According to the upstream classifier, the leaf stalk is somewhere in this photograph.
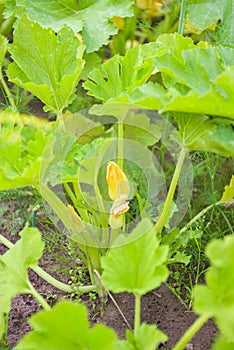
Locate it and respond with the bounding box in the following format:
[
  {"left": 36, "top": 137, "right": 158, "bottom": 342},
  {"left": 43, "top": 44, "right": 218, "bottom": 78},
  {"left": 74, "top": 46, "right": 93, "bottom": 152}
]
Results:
[
  {"left": 134, "top": 294, "right": 141, "bottom": 333},
  {"left": 154, "top": 147, "right": 187, "bottom": 233},
  {"left": 178, "top": 0, "right": 187, "bottom": 35},
  {"left": 0, "top": 232, "right": 97, "bottom": 294},
  {"left": 173, "top": 314, "right": 210, "bottom": 350}
]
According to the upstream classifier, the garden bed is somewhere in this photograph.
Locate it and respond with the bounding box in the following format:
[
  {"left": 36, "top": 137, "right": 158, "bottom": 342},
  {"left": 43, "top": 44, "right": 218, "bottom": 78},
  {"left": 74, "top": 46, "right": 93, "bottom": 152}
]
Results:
[
  {"left": 0, "top": 240, "right": 218, "bottom": 350},
  {"left": 0, "top": 199, "right": 218, "bottom": 349}
]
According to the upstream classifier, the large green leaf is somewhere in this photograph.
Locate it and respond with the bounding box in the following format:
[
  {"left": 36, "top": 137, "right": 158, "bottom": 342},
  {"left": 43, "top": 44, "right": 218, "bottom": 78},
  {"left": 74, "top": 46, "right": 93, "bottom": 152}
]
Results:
[
  {"left": 186, "top": 0, "right": 234, "bottom": 46},
  {"left": 155, "top": 34, "right": 234, "bottom": 94},
  {"left": 0, "top": 227, "right": 44, "bottom": 338},
  {"left": 15, "top": 301, "right": 117, "bottom": 350},
  {"left": 193, "top": 235, "right": 234, "bottom": 343},
  {"left": 0, "top": 121, "right": 54, "bottom": 190},
  {"left": 125, "top": 34, "right": 234, "bottom": 120},
  {"left": 121, "top": 112, "right": 161, "bottom": 146},
  {"left": 3, "top": 0, "right": 134, "bottom": 52},
  {"left": 7, "top": 15, "right": 84, "bottom": 113},
  {"left": 91, "top": 34, "right": 234, "bottom": 122},
  {"left": 171, "top": 113, "right": 234, "bottom": 157},
  {"left": 101, "top": 219, "right": 169, "bottom": 296},
  {"left": 83, "top": 44, "right": 155, "bottom": 103},
  {"left": 161, "top": 66, "right": 234, "bottom": 120}
]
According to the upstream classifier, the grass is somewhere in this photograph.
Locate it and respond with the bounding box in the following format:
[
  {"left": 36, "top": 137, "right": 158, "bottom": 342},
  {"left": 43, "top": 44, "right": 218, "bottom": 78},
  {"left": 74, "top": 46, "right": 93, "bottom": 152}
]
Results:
[{"left": 167, "top": 151, "right": 234, "bottom": 306}]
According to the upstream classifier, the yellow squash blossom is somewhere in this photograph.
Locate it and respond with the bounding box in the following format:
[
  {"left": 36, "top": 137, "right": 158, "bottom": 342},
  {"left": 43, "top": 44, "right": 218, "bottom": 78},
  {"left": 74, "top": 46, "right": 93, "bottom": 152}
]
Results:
[
  {"left": 136, "top": 0, "right": 163, "bottom": 17},
  {"left": 106, "top": 161, "right": 130, "bottom": 200},
  {"left": 106, "top": 161, "right": 130, "bottom": 229}
]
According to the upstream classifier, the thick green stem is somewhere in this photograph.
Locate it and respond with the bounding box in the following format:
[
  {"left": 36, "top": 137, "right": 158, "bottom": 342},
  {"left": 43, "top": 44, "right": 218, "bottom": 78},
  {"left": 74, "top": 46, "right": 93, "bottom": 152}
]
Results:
[
  {"left": 118, "top": 120, "right": 124, "bottom": 170},
  {"left": 94, "top": 183, "right": 108, "bottom": 227},
  {"left": 38, "top": 184, "right": 101, "bottom": 290},
  {"left": 72, "top": 182, "right": 90, "bottom": 222},
  {"left": 154, "top": 147, "right": 187, "bottom": 233},
  {"left": 173, "top": 314, "right": 210, "bottom": 350},
  {"left": 134, "top": 294, "right": 141, "bottom": 333},
  {"left": 0, "top": 232, "right": 97, "bottom": 294},
  {"left": 33, "top": 265, "right": 97, "bottom": 293},
  {"left": 57, "top": 110, "right": 64, "bottom": 126},
  {"left": 178, "top": 0, "right": 187, "bottom": 35},
  {"left": 64, "top": 182, "right": 87, "bottom": 220},
  {"left": 38, "top": 183, "right": 72, "bottom": 232}
]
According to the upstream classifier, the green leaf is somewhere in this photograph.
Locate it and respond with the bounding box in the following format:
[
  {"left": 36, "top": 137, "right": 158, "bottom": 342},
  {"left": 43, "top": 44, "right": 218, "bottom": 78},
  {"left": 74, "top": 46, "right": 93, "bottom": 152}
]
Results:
[
  {"left": 212, "top": 334, "right": 234, "bottom": 350},
  {"left": 7, "top": 15, "right": 84, "bottom": 112},
  {"left": 161, "top": 67, "right": 234, "bottom": 120},
  {"left": 154, "top": 33, "right": 234, "bottom": 94},
  {"left": 15, "top": 301, "right": 117, "bottom": 350},
  {"left": 3, "top": 0, "right": 134, "bottom": 52},
  {"left": 121, "top": 112, "right": 161, "bottom": 146},
  {"left": 83, "top": 44, "right": 155, "bottom": 103},
  {"left": 63, "top": 112, "right": 105, "bottom": 145},
  {"left": 193, "top": 235, "right": 234, "bottom": 342},
  {"left": 186, "top": 0, "right": 234, "bottom": 46},
  {"left": 0, "top": 34, "right": 8, "bottom": 64},
  {"left": 171, "top": 113, "right": 234, "bottom": 157},
  {"left": 219, "top": 175, "right": 234, "bottom": 204},
  {"left": 0, "top": 121, "right": 54, "bottom": 190},
  {"left": 126, "top": 34, "right": 234, "bottom": 120},
  {"left": 169, "top": 251, "right": 191, "bottom": 265},
  {"left": 117, "top": 323, "right": 167, "bottom": 350},
  {"left": 101, "top": 219, "right": 169, "bottom": 296},
  {"left": 45, "top": 136, "right": 107, "bottom": 186},
  {"left": 0, "top": 226, "right": 44, "bottom": 338}
]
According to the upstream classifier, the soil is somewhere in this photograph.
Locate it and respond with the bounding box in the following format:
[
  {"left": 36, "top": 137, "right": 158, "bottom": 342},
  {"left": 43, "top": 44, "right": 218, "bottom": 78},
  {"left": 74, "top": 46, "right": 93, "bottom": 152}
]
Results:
[{"left": 0, "top": 228, "right": 218, "bottom": 349}]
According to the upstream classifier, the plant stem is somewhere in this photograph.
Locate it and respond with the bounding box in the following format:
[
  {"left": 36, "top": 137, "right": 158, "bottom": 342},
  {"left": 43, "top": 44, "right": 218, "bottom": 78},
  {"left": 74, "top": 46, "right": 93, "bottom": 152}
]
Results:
[
  {"left": 0, "top": 232, "right": 97, "bottom": 294},
  {"left": 180, "top": 203, "right": 215, "bottom": 233},
  {"left": 33, "top": 265, "right": 97, "bottom": 293},
  {"left": 38, "top": 184, "right": 101, "bottom": 290},
  {"left": 28, "top": 283, "right": 51, "bottom": 310},
  {"left": 173, "top": 314, "right": 210, "bottom": 350},
  {"left": 16, "top": 189, "right": 26, "bottom": 223},
  {"left": 72, "top": 182, "right": 90, "bottom": 222},
  {"left": 154, "top": 147, "right": 187, "bottom": 234},
  {"left": 0, "top": 233, "right": 14, "bottom": 249},
  {"left": 94, "top": 183, "right": 108, "bottom": 227},
  {"left": 178, "top": 0, "right": 187, "bottom": 35},
  {"left": 216, "top": 205, "right": 234, "bottom": 234},
  {"left": 118, "top": 120, "right": 124, "bottom": 169},
  {"left": 38, "top": 183, "right": 72, "bottom": 232},
  {"left": 0, "top": 69, "right": 15, "bottom": 109},
  {"left": 57, "top": 110, "right": 64, "bottom": 126},
  {"left": 134, "top": 294, "right": 141, "bottom": 333}
]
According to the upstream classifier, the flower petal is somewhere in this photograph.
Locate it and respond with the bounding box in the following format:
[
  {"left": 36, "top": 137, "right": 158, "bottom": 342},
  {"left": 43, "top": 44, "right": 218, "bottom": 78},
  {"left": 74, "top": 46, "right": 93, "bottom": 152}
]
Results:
[{"left": 106, "top": 161, "right": 130, "bottom": 200}]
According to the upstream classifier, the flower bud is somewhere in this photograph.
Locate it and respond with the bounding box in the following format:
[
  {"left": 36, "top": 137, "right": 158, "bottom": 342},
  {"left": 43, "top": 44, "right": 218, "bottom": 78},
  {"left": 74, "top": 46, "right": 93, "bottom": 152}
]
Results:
[
  {"left": 106, "top": 161, "right": 130, "bottom": 201},
  {"left": 67, "top": 205, "right": 85, "bottom": 233}
]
